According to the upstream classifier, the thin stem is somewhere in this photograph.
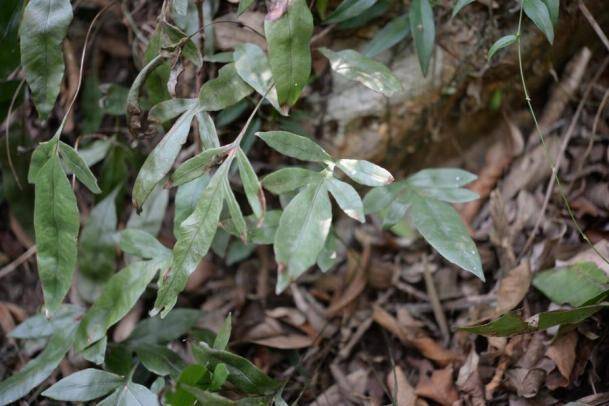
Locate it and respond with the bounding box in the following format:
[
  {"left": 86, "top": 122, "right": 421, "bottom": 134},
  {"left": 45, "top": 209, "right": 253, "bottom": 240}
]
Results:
[{"left": 515, "top": 1, "right": 609, "bottom": 264}]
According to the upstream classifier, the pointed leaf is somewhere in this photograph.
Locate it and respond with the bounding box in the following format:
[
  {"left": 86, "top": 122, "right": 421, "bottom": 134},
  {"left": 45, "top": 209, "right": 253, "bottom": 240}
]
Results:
[
  {"left": 0, "top": 325, "right": 77, "bottom": 405},
  {"left": 262, "top": 167, "right": 323, "bottom": 195},
  {"left": 362, "top": 182, "right": 408, "bottom": 214},
  {"left": 10, "top": 304, "right": 82, "bottom": 339},
  {"left": 126, "top": 308, "right": 200, "bottom": 346},
  {"left": 120, "top": 229, "right": 171, "bottom": 261},
  {"left": 362, "top": 14, "right": 410, "bottom": 57},
  {"left": 136, "top": 345, "right": 186, "bottom": 378},
  {"left": 236, "top": 148, "right": 264, "bottom": 219},
  {"left": 543, "top": 0, "right": 559, "bottom": 26},
  {"left": 487, "top": 34, "right": 517, "bottom": 60},
  {"left": 82, "top": 336, "right": 107, "bottom": 365},
  {"left": 407, "top": 168, "right": 477, "bottom": 188},
  {"left": 326, "top": 177, "right": 364, "bottom": 222},
  {"left": 133, "top": 106, "right": 198, "bottom": 208},
  {"left": 223, "top": 177, "right": 247, "bottom": 241},
  {"left": 319, "top": 48, "right": 401, "bottom": 97},
  {"left": 174, "top": 175, "right": 210, "bottom": 234},
  {"left": 452, "top": 0, "right": 475, "bottom": 17},
  {"left": 409, "top": 0, "right": 435, "bottom": 76},
  {"left": 99, "top": 382, "right": 159, "bottom": 406},
  {"left": 28, "top": 139, "right": 57, "bottom": 184},
  {"left": 171, "top": 146, "right": 230, "bottom": 186},
  {"left": 196, "top": 110, "right": 221, "bottom": 149},
  {"left": 42, "top": 369, "right": 123, "bottom": 401},
  {"left": 154, "top": 163, "right": 229, "bottom": 317},
  {"left": 234, "top": 43, "right": 283, "bottom": 114},
  {"left": 417, "top": 187, "right": 479, "bottom": 203},
  {"left": 274, "top": 182, "right": 332, "bottom": 292},
  {"left": 257, "top": 131, "right": 331, "bottom": 162},
  {"left": 74, "top": 260, "right": 161, "bottom": 351},
  {"left": 19, "top": 0, "right": 73, "bottom": 119},
  {"left": 325, "top": 0, "right": 376, "bottom": 24},
  {"left": 406, "top": 192, "right": 484, "bottom": 280},
  {"left": 34, "top": 153, "right": 80, "bottom": 313},
  {"left": 58, "top": 142, "right": 101, "bottom": 193},
  {"left": 149, "top": 98, "right": 198, "bottom": 123},
  {"left": 127, "top": 186, "right": 169, "bottom": 236},
  {"left": 213, "top": 314, "right": 232, "bottom": 350},
  {"left": 264, "top": 0, "right": 314, "bottom": 106},
  {"left": 336, "top": 159, "right": 394, "bottom": 186},
  {"left": 199, "top": 64, "right": 253, "bottom": 111},
  {"left": 523, "top": 0, "right": 554, "bottom": 44}
]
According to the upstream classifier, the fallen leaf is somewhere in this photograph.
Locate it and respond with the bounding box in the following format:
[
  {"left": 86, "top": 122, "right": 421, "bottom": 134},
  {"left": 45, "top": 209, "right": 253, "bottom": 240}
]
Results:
[
  {"left": 456, "top": 350, "right": 485, "bottom": 406},
  {"left": 506, "top": 367, "right": 546, "bottom": 398},
  {"left": 496, "top": 261, "right": 531, "bottom": 314},
  {"left": 386, "top": 366, "right": 417, "bottom": 406},
  {"left": 252, "top": 334, "right": 314, "bottom": 349},
  {"left": 415, "top": 365, "right": 459, "bottom": 406},
  {"left": 546, "top": 330, "right": 578, "bottom": 382}
]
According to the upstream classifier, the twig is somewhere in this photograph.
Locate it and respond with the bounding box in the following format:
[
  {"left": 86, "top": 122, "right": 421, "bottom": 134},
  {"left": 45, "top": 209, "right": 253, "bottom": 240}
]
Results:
[
  {"left": 422, "top": 257, "right": 450, "bottom": 345},
  {"left": 0, "top": 246, "right": 37, "bottom": 280},
  {"left": 3, "top": 79, "right": 25, "bottom": 190},
  {"left": 579, "top": 0, "right": 609, "bottom": 53}
]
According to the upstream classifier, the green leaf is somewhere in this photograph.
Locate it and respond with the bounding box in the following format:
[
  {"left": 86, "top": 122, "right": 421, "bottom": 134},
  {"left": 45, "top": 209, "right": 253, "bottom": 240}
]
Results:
[
  {"left": 213, "top": 314, "right": 232, "bottom": 350},
  {"left": 28, "top": 139, "right": 56, "bottom": 183},
  {"left": 78, "top": 139, "right": 112, "bottom": 167},
  {"left": 325, "top": 0, "right": 376, "bottom": 24},
  {"left": 127, "top": 186, "right": 169, "bottom": 237},
  {"left": 171, "top": 146, "right": 230, "bottom": 186},
  {"left": 210, "top": 364, "right": 230, "bottom": 391},
  {"left": 487, "top": 34, "right": 517, "bottom": 60},
  {"left": 199, "top": 64, "right": 253, "bottom": 111},
  {"left": 542, "top": 0, "right": 559, "bottom": 26},
  {"left": 223, "top": 177, "right": 248, "bottom": 242},
  {"left": 362, "top": 182, "right": 408, "bottom": 214},
  {"left": 74, "top": 260, "right": 162, "bottom": 351},
  {"left": 416, "top": 187, "right": 479, "bottom": 203},
  {"left": 181, "top": 385, "right": 235, "bottom": 406},
  {"left": 262, "top": 167, "right": 323, "bottom": 195},
  {"left": 533, "top": 262, "right": 609, "bottom": 307},
  {"left": 153, "top": 162, "right": 229, "bottom": 317},
  {"left": 99, "top": 382, "right": 159, "bottom": 406},
  {"left": 362, "top": 14, "right": 410, "bottom": 57},
  {"left": 193, "top": 342, "right": 281, "bottom": 394},
  {"left": 82, "top": 336, "right": 107, "bottom": 365},
  {"left": 238, "top": 0, "right": 256, "bottom": 14},
  {"left": 452, "top": 0, "right": 475, "bottom": 18},
  {"left": 257, "top": 131, "right": 332, "bottom": 162},
  {"left": 319, "top": 48, "right": 401, "bottom": 97},
  {"left": 10, "top": 304, "right": 82, "bottom": 339},
  {"left": 406, "top": 192, "right": 484, "bottom": 281},
  {"left": 224, "top": 210, "right": 282, "bottom": 245},
  {"left": 133, "top": 106, "right": 198, "bottom": 209},
  {"left": 34, "top": 153, "right": 80, "bottom": 314},
  {"left": 174, "top": 175, "right": 210, "bottom": 234},
  {"left": 264, "top": 0, "right": 314, "bottom": 106},
  {"left": 336, "top": 159, "right": 394, "bottom": 186},
  {"left": 523, "top": 0, "right": 554, "bottom": 44},
  {"left": 120, "top": 229, "right": 171, "bottom": 261},
  {"left": 79, "top": 189, "right": 118, "bottom": 281},
  {"left": 460, "top": 304, "right": 608, "bottom": 337},
  {"left": 326, "top": 177, "right": 364, "bottom": 222},
  {"left": 126, "top": 308, "right": 200, "bottom": 346},
  {"left": 42, "top": 369, "right": 123, "bottom": 401},
  {"left": 136, "top": 344, "right": 185, "bottom": 378},
  {"left": 196, "top": 110, "right": 221, "bottom": 149},
  {"left": 407, "top": 168, "right": 477, "bottom": 188},
  {"left": 317, "top": 230, "right": 346, "bottom": 272},
  {"left": 100, "top": 84, "right": 129, "bottom": 115},
  {"left": 149, "top": 98, "right": 198, "bottom": 123},
  {"left": 409, "top": 0, "right": 435, "bottom": 76},
  {"left": 274, "top": 182, "right": 332, "bottom": 292},
  {"left": 19, "top": 0, "right": 73, "bottom": 119},
  {"left": 236, "top": 148, "right": 264, "bottom": 219},
  {"left": 234, "top": 43, "right": 283, "bottom": 114},
  {"left": 0, "top": 325, "right": 77, "bottom": 405},
  {"left": 162, "top": 22, "right": 203, "bottom": 67}
]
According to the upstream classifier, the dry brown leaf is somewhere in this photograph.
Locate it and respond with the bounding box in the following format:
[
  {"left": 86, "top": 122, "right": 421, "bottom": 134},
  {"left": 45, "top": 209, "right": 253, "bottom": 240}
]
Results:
[
  {"left": 266, "top": 307, "right": 306, "bottom": 327},
  {"left": 546, "top": 331, "right": 578, "bottom": 382},
  {"left": 386, "top": 366, "right": 417, "bottom": 406},
  {"left": 506, "top": 368, "right": 546, "bottom": 398},
  {"left": 415, "top": 365, "right": 459, "bottom": 406},
  {"left": 456, "top": 350, "right": 485, "bottom": 406},
  {"left": 252, "top": 334, "right": 314, "bottom": 349},
  {"left": 557, "top": 240, "right": 609, "bottom": 275},
  {"left": 496, "top": 261, "right": 531, "bottom": 314},
  {"left": 311, "top": 369, "right": 369, "bottom": 406}
]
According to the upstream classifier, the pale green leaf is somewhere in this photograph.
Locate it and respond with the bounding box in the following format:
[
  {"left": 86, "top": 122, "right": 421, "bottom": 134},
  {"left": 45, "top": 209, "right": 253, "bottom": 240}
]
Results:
[
  {"left": 234, "top": 43, "right": 283, "bottom": 114},
  {"left": 542, "top": 0, "right": 559, "bottom": 25},
  {"left": 174, "top": 175, "right": 210, "bottom": 235},
  {"left": 407, "top": 168, "right": 477, "bottom": 188},
  {"left": 223, "top": 176, "right": 247, "bottom": 241},
  {"left": 274, "top": 182, "right": 332, "bottom": 292},
  {"left": 162, "top": 22, "right": 203, "bottom": 67},
  {"left": 406, "top": 192, "right": 484, "bottom": 280},
  {"left": 210, "top": 364, "right": 230, "bottom": 391},
  {"left": 58, "top": 141, "right": 101, "bottom": 194},
  {"left": 409, "top": 0, "right": 435, "bottom": 76},
  {"left": 487, "top": 34, "right": 517, "bottom": 60},
  {"left": 193, "top": 342, "right": 281, "bottom": 394},
  {"left": 9, "top": 304, "right": 82, "bottom": 339},
  {"left": 264, "top": 0, "right": 314, "bottom": 106},
  {"left": 317, "top": 231, "right": 346, "bottom": 272},
  {"left": 79, "top": 189, "right": 118, "bottom": 281},
  {"left": 213, "top": 314, "right": 232, "bottom": 350},
  {"left": 223, "top": 210, "right": 282, "bottom": 245},
  {"left": 74, "top": 260, "right": 162, "bottom": 351},
  {"left": 28, "top": 139, "right": 56, "bottom": 183},
  {"left": 452, "top": 0, "right": 475, "bottom": 18},
  {"left": 362, "top": 14, "right": 410, "bottom": 57},
  {"left": 181, "top": 385, "right": 234, "bottom": 405},
  {"left": 325, "top": 0, "right": 376, "bottom": 24},
  {"left": 257, "top": 131, "right": 332, "bottom": 162},
  {"left": 196, "top": 110, "right": 221, "bottom": 149},
  {"left": 34, "top": 153, "right": 80, "bottom": 314},
  {"left": 533, "top": 262, "right": 609, "bottom": 307},
  {"left": 523, "top": 0, "right": 554, "bottom": 44},
  {"left": 127, "top": 186, "right": 169, "bottom": 237},
  {"left": 133, "top": 106, "right": 198, "bottom": 209},
  {"left": 199, "top": 64, "right": 253, "bottom": 111},
  {"left": 82, "top": 336, "right": 107, "bottom": 365},
  {"left": 262, "top": 167, "right": 323, "bottom": 195},
  {"left": 153, "top": 162, "right": 229, "bottom": 317},
  {"left": 126, "top": 308, "right": 200, "bottom": 346},
  {"left": 119, "top": 229, "right": 171, "bottom": 261},
  {"left": 171, "top": 146, "right": 229, "bottom": 186},
  {"left": 0, "top": 325, "right": 77, "bottom": 405},
  {"left": 326, "top": 177, "right": 364, "bottom": 222},
  {"left": 42, "top": 369, "right": 123, "bottom": 401},
  {"left": 149, "top": 98, "right": 198, "bottom": 123},
  {"left": 78, "top": 139, "right": 112, "bottom": 167},
  {"left": 236, "top": 148, "right": 264, "bottom": 219},
  {"left": 336, "top": 159, "right": 394, "bottom": 186},
  {"left": 362, "top": 182, "right": 408, "bottom": 214},
  {"left": 136, "top": 345, "right": 185, "bottom": 378},
  {"left": 319, "top": 48, "right": 401, "bottom": 97},
  {"left": 19, "top": 0, "right": 73, "bottom": 119},
  {"left": 99, "top": 382, "right": 159, "bottom": 406},
  {"left": 417, "top": 187, "right": 479, "bottom": 203}
]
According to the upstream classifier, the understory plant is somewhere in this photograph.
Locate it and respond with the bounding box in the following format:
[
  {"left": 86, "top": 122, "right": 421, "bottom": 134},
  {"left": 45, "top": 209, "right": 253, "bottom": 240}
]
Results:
[{"left": 0, "top": 0, "right": 574, "bottom": 404}]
